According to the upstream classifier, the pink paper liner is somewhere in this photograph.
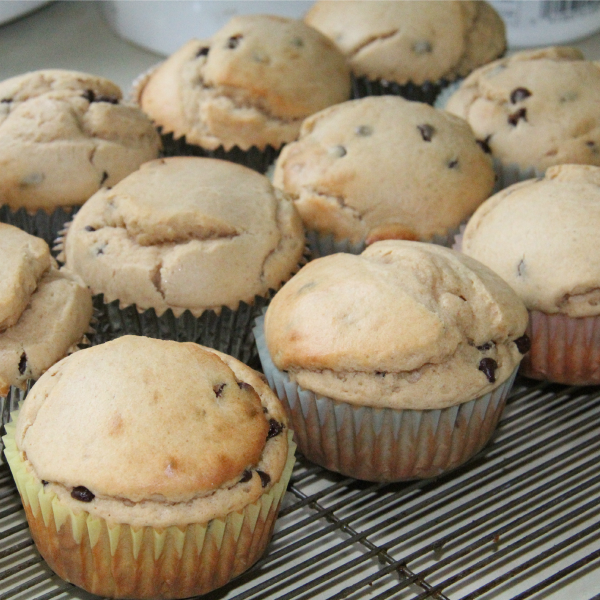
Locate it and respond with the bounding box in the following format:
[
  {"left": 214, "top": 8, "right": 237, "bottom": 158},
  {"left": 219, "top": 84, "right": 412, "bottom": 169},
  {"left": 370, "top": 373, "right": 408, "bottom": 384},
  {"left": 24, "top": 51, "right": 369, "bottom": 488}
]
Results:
[
  {"left": 254, "top": 316, "right": 517, "bottom": 481},
  {"left": 520, "top": 310, "right": 600, "bottom": 385}
]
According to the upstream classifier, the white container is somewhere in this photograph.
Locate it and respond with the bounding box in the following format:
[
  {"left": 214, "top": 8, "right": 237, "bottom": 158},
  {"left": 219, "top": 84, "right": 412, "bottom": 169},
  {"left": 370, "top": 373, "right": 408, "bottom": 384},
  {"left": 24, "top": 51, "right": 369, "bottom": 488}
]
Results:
[
  {"left": 101, "top": 1, "right": 314, "bottom": 56},
  {"left": 489, "top": 0, "right": 600, "bottom": 47}
]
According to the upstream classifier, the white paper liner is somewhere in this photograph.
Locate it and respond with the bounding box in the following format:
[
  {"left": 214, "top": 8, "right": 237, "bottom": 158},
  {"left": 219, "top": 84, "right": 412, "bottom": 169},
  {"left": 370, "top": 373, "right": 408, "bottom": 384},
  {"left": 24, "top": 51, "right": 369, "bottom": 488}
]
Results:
[
  {"left": 307, "top": 221, "right": 466, "bottom": 259},
  {"left": 254, "top": 316, "right": 517, "bottom": 481},
  {"left": 520, "top": 310, "right": 600, "bottom": 385},
  {"left": 3, "top": 419, "right": 296, "bottom": 599}
]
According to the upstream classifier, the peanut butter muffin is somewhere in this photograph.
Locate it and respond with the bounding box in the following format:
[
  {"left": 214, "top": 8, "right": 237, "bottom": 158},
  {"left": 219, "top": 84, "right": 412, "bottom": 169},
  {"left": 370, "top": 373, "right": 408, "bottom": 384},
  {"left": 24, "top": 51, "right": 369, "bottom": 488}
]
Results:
[
  {"left": 273, "top": 96, "right": 495, "bottom": 257},
  {"left": 0, "top": 69, "right": 161, "bottom": 243},
  {"left": 0, "top": 224, "right": 92, "bottom": 396},
  {"left": 444, "top": 47, "right": 600, "bottom": 188},
  {"left": 3, "top": 336, "right": 295, "bottom": 599},
  {"left": 461, "top": 164, "right": 600, "bottom": 385},
  {"left": 256, "top": 240, "right": 529, "bottom": 481},
  {"left": 135, "top": 14, "right": 351, "bottom": 172},
  {"left": 305, "top": 0, "right": 506, "bottom": 103},
  {"left": 62, "top": 157, "right": 304, "bottom": 362}
]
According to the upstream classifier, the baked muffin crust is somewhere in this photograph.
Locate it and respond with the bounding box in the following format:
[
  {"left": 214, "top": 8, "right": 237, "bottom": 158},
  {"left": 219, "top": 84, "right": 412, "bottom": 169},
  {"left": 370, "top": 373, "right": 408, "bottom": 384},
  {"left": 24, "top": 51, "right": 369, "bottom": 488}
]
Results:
[
  {"left": 462, "top": 164, "right": 600, "bottom": 317},
  {"left": 304, "top": 0, "right": 506, "bottom": 85},
  {"left": 138, "top": 15, "right": 351, "bottom": 151},
  {"left": 265, "top": 241, "right": 528, "bottom": 409},
  {"left": 64, "top": 157, "right": 305, "bottom": 315},
  {"left": 0, "top": 69, "right": 161, "bottom": 211},
  {"left": 15, "top": 336, "right": 289, "bottom": 528}
]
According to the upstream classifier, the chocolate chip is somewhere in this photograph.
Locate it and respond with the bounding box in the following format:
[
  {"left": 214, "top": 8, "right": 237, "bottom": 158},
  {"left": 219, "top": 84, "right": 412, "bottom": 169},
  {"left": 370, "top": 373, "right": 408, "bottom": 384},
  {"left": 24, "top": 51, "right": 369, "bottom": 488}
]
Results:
[
  {"left": 226, "top": 35, "right": 242, "bottom": 49},
  {"left": 267, "top": 419, "right": 284, "bottom": 439},
  {"left": 413, "top": 40, "right": 432, "bottom": 54},
  {"left": 510, "top": 88, "right": 532, "bottom": 104},
  {"left": 237, "top": 381, "right": 255, "bottom": 393},
  {"left": 478, "top": 357, "right": 498, "bottom": 383},
  {"left": 355, "top": 125, "right": 372, "bottom": 137},
  {"left": 1, "top": 98, "right": 11, "bottom": 103},
  {"left": 477, "top": 342, "right": 495, "bottom": 352},
  {"left": 329, "top": 145, "right": 347, "bottom": 157},
  {"left": 196, "top": 46, "right": 210, "bottom": 57},
  {"left": 514, "top": 334, "right": 531, "bottom": 354},
  {"left": 418, "top": 124, "right": 435, "bottom": 142},
  {"left": 214, "top": 383, "right": 226, "bottom": 398},
  {"left": 477, "top": 135, "right": 492, "bottom": 154},
  {"left": 18, "top": 352, "right": 27, "bottom": 375},
  {"left": 448, "top": 159, "right": 459, "bottom": 169},
  {"left": 71, "top": 486, "right": 95, "bottom": 502},
  {"left": 82, "top": 89, "right": 96, "bottom": 102},
  {"left": 375, "top": 371, "right": 386, "bottom": 377},
  {"left": 42, "top": 480, "right": 48, "bottom": 486},
  {"left": 508, "top": 108, "right": 527, "bottom": 126},
  {"left": 84, "top": 225, "right": 96, "bottom": 232},
  {"left": 257, "top": 470, "right": 271, "bottom": 488},
  {"left": 240, "top": 469, "right": 252, "bottom": 483},
  {"left": 587, "top": 141, "right": 596, "bottom": 148},
  {"left": 100, "top": 171, "right": 108, "bottom": 185}
]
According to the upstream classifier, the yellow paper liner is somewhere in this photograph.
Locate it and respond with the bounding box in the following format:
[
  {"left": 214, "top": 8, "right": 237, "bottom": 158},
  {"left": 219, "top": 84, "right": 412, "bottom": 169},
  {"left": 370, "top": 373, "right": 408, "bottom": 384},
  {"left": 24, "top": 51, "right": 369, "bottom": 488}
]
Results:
[{"left": 3, "top": 420, "right": 295, "bottom": 599}]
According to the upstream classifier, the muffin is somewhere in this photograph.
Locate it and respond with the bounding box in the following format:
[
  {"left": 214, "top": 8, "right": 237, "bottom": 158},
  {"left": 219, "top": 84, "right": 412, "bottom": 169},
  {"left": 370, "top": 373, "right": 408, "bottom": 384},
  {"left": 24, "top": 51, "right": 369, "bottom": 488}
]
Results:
[
  {"left": 444, "top": 47, "right": 600, "bottom": 188},
  {"left": 3, "top": 335, "right": 295, "bottom": 599},
  {"left": 0, "top": 69, "right": 161, "bottom": 244},
  {"left": 273, "top": 96, "right": 495, "bottom": 257},
  {"left": 256, "top": 240, "right": 529, "bottom": 481},
  {"left": 61, "top": 157, "right": 305, "bottom": 362},
  {"left": 461, "top": 164, "right": 600, "bottom": 385},
  {"left": 134, "top": 14, "right": 351, "bottom": 172},
  {"left": 0, "top": 224, "right": 93, "bottom": 456},
  {"left": 304, "top": 0, "right": 506, "bottom": 103},
  {"left": 0, "top": 224, "right": 93, "bottom": 395}
]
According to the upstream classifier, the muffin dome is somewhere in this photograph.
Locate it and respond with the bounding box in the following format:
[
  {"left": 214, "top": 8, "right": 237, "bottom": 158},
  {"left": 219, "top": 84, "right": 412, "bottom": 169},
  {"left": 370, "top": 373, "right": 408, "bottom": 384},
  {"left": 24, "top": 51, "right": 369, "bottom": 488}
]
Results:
[
  {"left": 304, "top": 0, "right": 506, "bottom": 86},
  {"left": 445, "top": 47, "right": 600, "bottom": 174},
  {"left": 265, "top": 240, "right": 529, "bottom": 409},
  {"left": 0, "top": 69, "right": 161, "bottom": 211},
  {"left": 63, "top": 157, "right": 305, "bottom": 316},
  {"left": 138, "top": 15, "right": 351, "bottom": 152},
  {"left": 273, "top": 96, "right": 495, "bottom": 245}
]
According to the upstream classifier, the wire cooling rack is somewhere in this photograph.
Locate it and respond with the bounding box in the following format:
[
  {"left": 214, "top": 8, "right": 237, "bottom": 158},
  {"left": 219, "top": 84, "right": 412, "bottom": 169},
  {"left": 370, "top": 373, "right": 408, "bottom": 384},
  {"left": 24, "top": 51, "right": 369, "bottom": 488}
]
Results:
[{"left": 1, "top": 377, "right": 600, "bottom": 600}]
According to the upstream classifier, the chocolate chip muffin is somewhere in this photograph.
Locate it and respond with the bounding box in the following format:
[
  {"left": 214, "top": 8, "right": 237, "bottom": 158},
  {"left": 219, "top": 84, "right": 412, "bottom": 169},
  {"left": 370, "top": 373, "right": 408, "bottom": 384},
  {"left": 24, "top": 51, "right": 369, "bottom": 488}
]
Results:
[
  {"left": 273, "top": 96, "right": 495, "bottom": 257},
  {"left": 0, "top": 224, "right": 93, "bottom": 396},
  {"left": 461, "top": 164, "right": 600, "bottom": 384},
  {"left": 256, "top": 240, "right": 529, "bottom": 481},
  {"left": 304, "top": 0, "right": 506, "bottom": 103},
  {"left": 134, "top": 14, "right": 351, "bottom": 172},
  {"left": 444, "top": 47, "right": 600, "bottom": 188},
  {"left": 61, "top": 157, "right": 305, "bottom": 362},
  {"left": 0, "top": 69, "right": 161, "bottom": 243},
  {"left": 3, "top": 335, "right": 295, "bottom": 599}
]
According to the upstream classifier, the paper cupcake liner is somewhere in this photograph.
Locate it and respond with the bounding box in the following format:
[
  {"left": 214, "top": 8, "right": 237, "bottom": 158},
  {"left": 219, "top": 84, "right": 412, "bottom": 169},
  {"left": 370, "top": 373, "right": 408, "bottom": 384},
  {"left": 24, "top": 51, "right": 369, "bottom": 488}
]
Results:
[
  {"left": 351, "top": 74, "right": 447, "bottom": 105},
  {"left": 0, "top": 384, "right": 30, "bottom": 460},
  {"left": 254, "top": 316, "right": 516, "bottom": 481},
  {"left": 3, "top": 421, "right": 296, "bottom": 600},
  {"left": 307, "top": 221, "right": 465, "bottom": 259},
  {"left": 0, "top": 204, "right": 78, "bottom": 250},
  {"left": 94, "top": 293, "right": 270, "bottom": 367},
  {"left": 520, "top": 310, "right": 600, "bottom": 385}
]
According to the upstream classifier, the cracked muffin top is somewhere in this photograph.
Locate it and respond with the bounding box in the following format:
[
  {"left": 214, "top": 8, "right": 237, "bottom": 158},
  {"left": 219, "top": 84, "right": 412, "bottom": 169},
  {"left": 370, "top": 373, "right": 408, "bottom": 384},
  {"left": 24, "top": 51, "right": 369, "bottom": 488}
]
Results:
[
  {"left": 0, "top": 224, "right": 92, "bottom": 395},
  {"left": 0, "top": 69, "right": 161, "bottom": 212},
  {"left": 14, "top": 336, "right": 290, "bottom": 527},
  {"left": 273, "top": 96, "right": 495, "bottom": 244},
  {"left": 136, "top": 14, "right": 351, "bottom": 152},
  {"left": 304, "top": 0, "right": 506, "bottom": 85},
  {"left": 63, "top": 157, "right": 305, "bottom": 316},
  {"left": 445, "top": 47, "right": 600, "bottom": 173},
  {"left": 462, "top": 164, "right": 600, "bottom": 317},
  {"left": 265, "top": 240, "right": 529, "bottom": 410}
]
